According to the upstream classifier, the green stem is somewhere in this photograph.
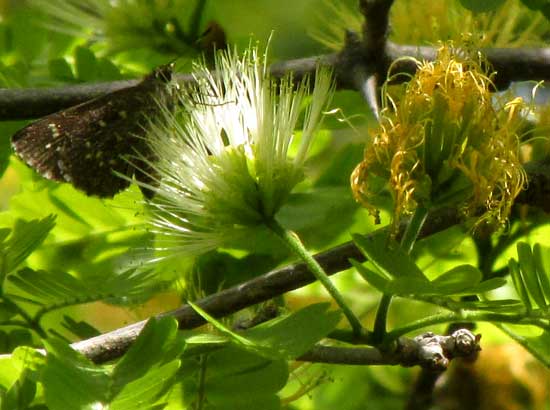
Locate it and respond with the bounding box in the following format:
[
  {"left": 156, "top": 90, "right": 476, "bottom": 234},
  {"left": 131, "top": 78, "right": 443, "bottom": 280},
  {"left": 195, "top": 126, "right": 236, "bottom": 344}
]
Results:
[
  {"left": 189, "top": 0, "right": 208, "bottom": 40},
  {"left": 196, "top": 354, "right": 208, "bottom": 410},
  {"left": 372, "top": 294, "right": 392, "bottom": 343},
  {"left": 266, "top": 218, "right": 363, "bottom": 337},
  {"left": 372, "top": 206, "right": 429, "bottom": 344},
  {"left": 2, "top": 297, "right": 46, "bottom": 338}
]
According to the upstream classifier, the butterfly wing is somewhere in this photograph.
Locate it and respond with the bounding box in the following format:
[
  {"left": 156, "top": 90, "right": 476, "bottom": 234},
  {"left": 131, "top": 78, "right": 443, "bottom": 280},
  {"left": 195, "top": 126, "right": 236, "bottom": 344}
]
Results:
[{"left": 11, "top": 65, "right": 172, "bottom": 197}]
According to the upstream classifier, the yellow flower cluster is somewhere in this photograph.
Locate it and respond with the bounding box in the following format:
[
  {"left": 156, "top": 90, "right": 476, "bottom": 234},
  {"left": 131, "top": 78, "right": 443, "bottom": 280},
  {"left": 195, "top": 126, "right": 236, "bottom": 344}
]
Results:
[{"left": 351, "top": 44, "right": 527, "bottom": 228}]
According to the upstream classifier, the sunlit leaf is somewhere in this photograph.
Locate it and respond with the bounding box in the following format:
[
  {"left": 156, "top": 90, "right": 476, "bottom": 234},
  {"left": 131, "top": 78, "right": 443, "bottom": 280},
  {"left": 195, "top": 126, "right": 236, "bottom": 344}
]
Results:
[
  {"left": 6, "top": 267, "right": 159, "bottom": 315},
  {"left": 182, "top": 333, "right": 230, "bottom": 356},
  {"left": 42, "top": 317, "right": 184, "bottom": 410},
  {"left": 42, "top": 338, "right": 111, "bottom": 410},
  {"left": 12, "top": 346, "right": 46, "bottom": 380},
  {"left": 3, "top": 178, "right": 152, "bottom": 277},
  {"left": 187, "top": 302, "right": 273, "bottom": 358},
  {"left": 508, "top": 259, "right": 532, "bottom": 310},
  {"left": 353, "top": 257, "right": 502, "bottom": 297},
  {"left": 533, "top": 244, "right": 550, "bottom": 304},
  {"left": 244, "top": 303, "right": 341, "bottom": 359},
  {"left": 454, "top": 299, "right": 523, "bottom": 312},
  {"left": 180, "top": 345, "right": 287, "bottom": 410},
  {"left": 0, "top": 216, "right": 56, "bottom": 278},
  {"left": 1, "top": 371, "right": 37, "bottom": 410},
  {"left": 517, "top": 242, "right": 547, "bottom": 309},
  {"left": 353, "top": 231, "right": 427, "bottom": 280},
  {"left": 431, "top": 265, "right": 481, "bottom": 289},
  {"left": 351, "top": 259, "right": 391, "bottom": 292}
]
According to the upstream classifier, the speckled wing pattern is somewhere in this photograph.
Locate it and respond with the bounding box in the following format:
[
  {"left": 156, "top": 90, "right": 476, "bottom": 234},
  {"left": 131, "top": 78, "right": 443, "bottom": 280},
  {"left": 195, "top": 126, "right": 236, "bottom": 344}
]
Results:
[{"left": 11, "top": 65, "right": 173, "bottom": 198}]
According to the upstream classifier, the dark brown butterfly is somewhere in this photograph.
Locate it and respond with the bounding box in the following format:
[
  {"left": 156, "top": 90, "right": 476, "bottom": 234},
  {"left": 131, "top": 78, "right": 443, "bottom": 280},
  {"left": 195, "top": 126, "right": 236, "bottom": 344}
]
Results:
[{"left": 11, "top": 64, "right": 174, "bottom": 198}]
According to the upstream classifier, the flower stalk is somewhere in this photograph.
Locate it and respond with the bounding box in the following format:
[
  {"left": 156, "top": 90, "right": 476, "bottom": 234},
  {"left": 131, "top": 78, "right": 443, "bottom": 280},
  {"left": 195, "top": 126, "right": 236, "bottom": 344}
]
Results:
[
  {"left": 265, "top": 217, "right": 363, "bottom": 337},
  {"left": 372, "top": 205, "right": 429, "bottom": 344}
]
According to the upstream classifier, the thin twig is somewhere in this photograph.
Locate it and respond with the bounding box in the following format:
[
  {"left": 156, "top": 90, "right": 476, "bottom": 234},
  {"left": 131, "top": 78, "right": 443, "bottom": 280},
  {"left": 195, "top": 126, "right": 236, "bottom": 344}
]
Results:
[
  {"left": 299, "top": 329, "right": 480, "bottom": 370},
  {"left": 2, "top": 44, "right": 550, "bottom": 120}
]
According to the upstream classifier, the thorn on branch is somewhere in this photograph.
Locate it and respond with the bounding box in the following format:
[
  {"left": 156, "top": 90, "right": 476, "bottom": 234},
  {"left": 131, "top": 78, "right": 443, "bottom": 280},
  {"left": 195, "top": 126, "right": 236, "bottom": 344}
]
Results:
[
  {"left": 335, "top": 1, "right": 395, "bottom": 117},
  {"left": 362, "top": 74, "right": 380, "bottom": 120}
]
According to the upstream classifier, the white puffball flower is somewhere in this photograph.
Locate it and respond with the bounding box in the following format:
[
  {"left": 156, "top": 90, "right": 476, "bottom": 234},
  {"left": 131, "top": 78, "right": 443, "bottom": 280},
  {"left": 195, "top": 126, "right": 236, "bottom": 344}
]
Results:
[{"left": 143, "top": 47, "right": 334, "bottom": 257}]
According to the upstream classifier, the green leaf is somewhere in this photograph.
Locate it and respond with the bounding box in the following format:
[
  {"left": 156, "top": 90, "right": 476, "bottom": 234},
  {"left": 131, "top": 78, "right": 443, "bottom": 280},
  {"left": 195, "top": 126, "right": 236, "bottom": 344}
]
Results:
[
  {"left": 314, "top": 144, "right": 364, "bottom": 187},
  {"left": 431, "top": 265, "right": 481, "bottom": 290},
  {"left": 187, "top": 302, "right": 272, "bottom": 357},
  {"left": 429, "top": 265, "right": 505, "bottom": 295},
  {"left": 6, "top": 267, "right": 158, "bottom": 315},
  {"left": 0, "top": 216, "right": 56, "bottom": 277},
  {"left": 48, "top": 58, "right": 74, "bottom": 81},
  {"left": 351, "top": 259, "right": 391, "bottom": 292},
  {"left": 533, "top": 244, "right": 550, "bottom": 302},
  {"left": 7, "top": 7, "right": 48, "bottom": 62},
  {"left": 42, "top": 318, "right": 184, "bottom": 410},
  {"left": 42, "top": 338, "right": 111, "bottom": 410},
  {"left": 352, "top": 259, "right": 434, "bottom": 296},
  {"left": 12, "top": 347, "right": 46, "bottom": 380},
  {"left": 352, "top": 233, "right": 500, "bottom": 297},
  {"left": 96, "top": 58, "right": 123, "bottom": 80},
  {"left": 0, "top": 302, "right": 19, "bottom": 322},
  {"left": 459, "top": 0, "right": 506, "bottom": 13},
  {"left": 508, "top": 259, "right": 532, "bottom": 310},
  {"left": 384, "top": 277, "right": 441, "bottom": 296},
  {"left": 0, "top": 331, "right": 33, "bottom": 355},
  {"left": 2, "top": 180, "right": 154, "bottom": 279},
  {"left": 182, "top": 333, "right": 230, "bottom": 356},
  {"left": 1, "top": 371, "right": 36, "bottom": 410},
  {"left": 193, "top": 251, "right": 280, "bottom": 294},
  {"left": 353, "top": 231, "right": 427, "bottom": 280},
  {"left": 244, "top": 303, "right": 341, "bottom": 359},
  {"left": 517, "top": 243, "right": 547, "bottom": 309},
  {"left": 181, "top": 346, "right": 287, "bottom": 410},
  {"left": 354, "top": 258, "right": 504, "bottom": 297},
  {"left": 277, "top": 186, "right": 363, "bottom": 250},
  {"left": 0, "top": 354, "right": 26, "bottom": 391},
  {"left": 112, "top": 361, "right": 180, "bottom": 410},
  {"left": 74, "top": 46, "right": 97, "bottom": 82},
  {"left": 455, "top": 299, "right": 523, "bottom": 312},
  {"left": 112, "top": 317, "right": 185, "bottom": 393},
  {"left": 463, "top": 277, "right": 507, "bottom": 294},
  {"left": 109, "top": 318, "right": 185, "bottom": 409}
]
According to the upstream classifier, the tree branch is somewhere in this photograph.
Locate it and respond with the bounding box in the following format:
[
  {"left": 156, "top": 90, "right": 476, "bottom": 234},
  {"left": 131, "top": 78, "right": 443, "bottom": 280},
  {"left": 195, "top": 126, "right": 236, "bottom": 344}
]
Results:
[
  {"left": 299, "top": 329, "right": 480, "bottom": 370},
  {"left": 2, "top": 44, "right": 550, "bottom": 120}
]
